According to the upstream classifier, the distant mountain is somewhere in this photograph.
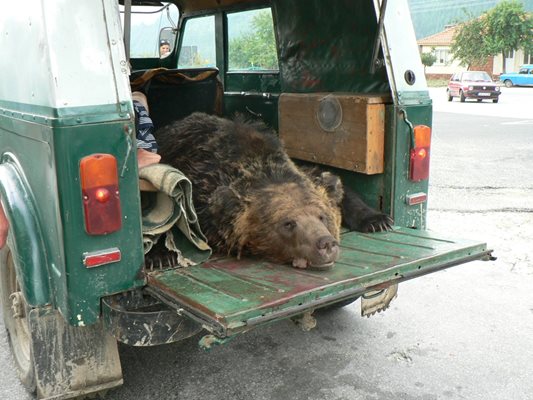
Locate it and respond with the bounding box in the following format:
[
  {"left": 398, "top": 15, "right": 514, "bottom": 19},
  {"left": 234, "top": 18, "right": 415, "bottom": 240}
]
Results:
[{"left": 408, "top": 0, "right": 533, "bottom": 39}]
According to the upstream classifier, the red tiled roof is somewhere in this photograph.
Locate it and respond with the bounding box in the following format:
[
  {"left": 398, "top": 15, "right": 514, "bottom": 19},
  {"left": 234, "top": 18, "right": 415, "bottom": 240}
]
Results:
[{"left": 417, "top": 25, "right": 458, "bottom": 46}]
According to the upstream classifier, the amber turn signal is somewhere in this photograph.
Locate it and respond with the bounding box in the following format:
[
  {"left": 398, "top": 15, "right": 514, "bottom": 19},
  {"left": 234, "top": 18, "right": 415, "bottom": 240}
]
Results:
[
  {"left": 409, "top": 125, "right": 431, "bottom": 181},
  {"left": 80, "top": 154, "right": 122, "bottom": 235}
]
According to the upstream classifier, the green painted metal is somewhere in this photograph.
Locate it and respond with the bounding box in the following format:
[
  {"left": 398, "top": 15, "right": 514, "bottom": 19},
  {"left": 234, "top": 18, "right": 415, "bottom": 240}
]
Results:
[
  {"left": 53, "top": 120, "right": 146, "bottom": 326},
  {"left": 0, "top": 101, "right": 131, "bottom": 128},
  {"left": 224, "top": 73, "right": 281, "bottom": 129},
  {"left": 225, "top": 72, "right": 280, "bottom": 93},
  {"left": 224, "top": 93, "right": 279, "bottom": 129},
  {"left": 147, "top": 227, "right": 490, "bottom": 338},
  {"left": 0, "top": 161, "right": 51, "bottom": 306},
  {"left": 389, "top": 103, "right": 433, "bottom": 228},
  {"left": 0, "top": 104, "right": 145, "bottom": 326}
]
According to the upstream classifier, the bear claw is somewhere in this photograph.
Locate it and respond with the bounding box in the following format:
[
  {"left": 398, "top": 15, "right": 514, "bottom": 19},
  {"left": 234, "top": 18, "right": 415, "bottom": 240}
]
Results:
[{"left": 361, "top": 214, "right": 394, "bottom": 233}]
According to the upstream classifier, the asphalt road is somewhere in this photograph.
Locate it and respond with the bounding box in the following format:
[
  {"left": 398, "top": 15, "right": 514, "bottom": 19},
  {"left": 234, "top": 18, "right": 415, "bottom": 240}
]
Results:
[{"left": 1, "top": 87, "right": 532, "bottom": 400}]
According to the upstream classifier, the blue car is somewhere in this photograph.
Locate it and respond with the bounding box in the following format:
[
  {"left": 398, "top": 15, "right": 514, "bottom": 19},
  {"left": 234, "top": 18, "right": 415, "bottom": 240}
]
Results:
[{"left": 499, "top": 64, "right": 533, "bottom": 87}]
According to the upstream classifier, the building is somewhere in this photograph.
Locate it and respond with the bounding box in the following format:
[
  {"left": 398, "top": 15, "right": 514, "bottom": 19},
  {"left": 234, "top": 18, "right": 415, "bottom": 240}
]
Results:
[
  {"left": 417, "top": 25, "right": 466, "bottom": 78},
  {"left": 417, "top": 24, "right": 532, "bottom": 78}
]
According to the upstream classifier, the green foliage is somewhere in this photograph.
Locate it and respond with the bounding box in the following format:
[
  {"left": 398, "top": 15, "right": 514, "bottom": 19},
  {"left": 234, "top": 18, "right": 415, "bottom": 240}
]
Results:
[
  {"left": 450, "top": 17, "right": 489, "bottom": 69},
  {"left": 451, "top": 1, "right": 533, "bottom": 68},
  {"left": 484, "top": 1, "right": 533, "bottom": 58},
  {"left": 228, "top": 10, "right": 278, "bottom": 70},
  {"left": 420, "top": 51, "right": 437, "bottom": 68}
]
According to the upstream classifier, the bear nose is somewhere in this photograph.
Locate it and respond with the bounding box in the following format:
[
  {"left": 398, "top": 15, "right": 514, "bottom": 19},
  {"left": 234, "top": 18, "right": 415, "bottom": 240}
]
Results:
[{"left": 316, "top": 235, "right": 338, "bottom": 252}]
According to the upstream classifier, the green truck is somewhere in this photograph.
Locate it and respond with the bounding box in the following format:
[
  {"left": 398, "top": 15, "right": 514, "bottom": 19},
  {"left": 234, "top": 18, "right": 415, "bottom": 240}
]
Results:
[{"left": 0, "top": 1, "right": 492, "bottom": 398}]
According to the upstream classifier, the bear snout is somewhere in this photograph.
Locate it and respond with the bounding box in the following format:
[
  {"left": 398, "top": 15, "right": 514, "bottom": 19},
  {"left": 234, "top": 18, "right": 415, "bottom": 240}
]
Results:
[
  {"left": 316, "top": 235, "right": 338, "bottom": 252},
  {"left": 309, "top": 235, "right": 339, "bottom": 270}
]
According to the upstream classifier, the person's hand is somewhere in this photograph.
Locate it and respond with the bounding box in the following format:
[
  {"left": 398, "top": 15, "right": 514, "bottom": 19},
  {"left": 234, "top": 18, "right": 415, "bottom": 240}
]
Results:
[
  {"left": 0, "top": 202, "right": 9, "bottom": 249},
  {"left": 137, "top": 148, "right": 161, "bottom": 169}
]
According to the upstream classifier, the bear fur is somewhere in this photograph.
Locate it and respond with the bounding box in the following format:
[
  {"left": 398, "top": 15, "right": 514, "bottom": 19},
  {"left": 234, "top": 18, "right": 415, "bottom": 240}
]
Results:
[{"left": 156, "top": 112, "right": 392, "bottom": 270}]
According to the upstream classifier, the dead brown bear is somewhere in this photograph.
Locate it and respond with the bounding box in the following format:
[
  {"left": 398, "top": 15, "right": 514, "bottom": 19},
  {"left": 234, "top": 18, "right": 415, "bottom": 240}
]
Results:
[{"left": 156, "top": 112, "right": 392, "bottom": 270}]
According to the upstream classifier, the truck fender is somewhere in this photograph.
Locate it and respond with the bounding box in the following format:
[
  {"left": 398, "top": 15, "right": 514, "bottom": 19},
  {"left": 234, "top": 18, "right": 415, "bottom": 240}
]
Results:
[{"left": 0, "top": 158, "right": 50, "bottom": 306}]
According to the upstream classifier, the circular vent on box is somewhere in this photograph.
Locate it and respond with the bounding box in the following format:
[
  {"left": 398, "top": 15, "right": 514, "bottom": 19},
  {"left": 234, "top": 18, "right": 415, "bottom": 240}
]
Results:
[{"left": 316, "top": 96, "right": 343, "bottom": 132}]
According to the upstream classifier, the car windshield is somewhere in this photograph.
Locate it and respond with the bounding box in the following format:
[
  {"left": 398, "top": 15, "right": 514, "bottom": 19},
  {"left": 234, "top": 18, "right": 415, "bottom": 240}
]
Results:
[{"left": 462, "top": 72, "right": 492, "bottom": 82}]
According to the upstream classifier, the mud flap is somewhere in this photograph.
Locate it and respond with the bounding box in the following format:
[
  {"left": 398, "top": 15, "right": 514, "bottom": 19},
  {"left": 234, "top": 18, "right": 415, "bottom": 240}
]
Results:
[
  {"left": 29, "top": 307, "right": 123, "bottom": 400},
  {"left": 361, "top": 284, "right": 399, "bottom": 317}
]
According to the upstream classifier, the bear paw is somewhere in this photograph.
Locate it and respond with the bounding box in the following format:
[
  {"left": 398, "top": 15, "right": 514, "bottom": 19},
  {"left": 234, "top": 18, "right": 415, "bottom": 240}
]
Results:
[{"left": 358, "top": 213, "right": 394, "bottom": 233}]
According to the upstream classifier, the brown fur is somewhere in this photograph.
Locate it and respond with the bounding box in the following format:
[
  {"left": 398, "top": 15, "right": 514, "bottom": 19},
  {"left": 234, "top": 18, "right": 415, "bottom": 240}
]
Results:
[{"left": 156, "top": 112, "right": 342, "bottom": 268}]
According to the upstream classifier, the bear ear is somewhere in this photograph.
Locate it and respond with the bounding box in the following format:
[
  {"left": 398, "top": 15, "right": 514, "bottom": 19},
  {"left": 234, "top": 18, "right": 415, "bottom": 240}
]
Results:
[
  {"left": 315, "top": 172, "right": 344, "bottom": 205},
  {"left": 209, "top": 186, "right": 246, "bottom": 224}
]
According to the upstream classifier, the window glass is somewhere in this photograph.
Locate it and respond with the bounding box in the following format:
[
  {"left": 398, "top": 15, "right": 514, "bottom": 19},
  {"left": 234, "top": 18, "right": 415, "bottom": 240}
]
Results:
[
  {"left": 462, "top": 71, "right": 491, "bottom": 82},
  {"left": 120, "top": 3, "right": 179, "bottom": 58},
  {"left": 178, "top": 15, "right": 216, "bottom": 68},
  {"left": 434, "top": 49, "right": 450, "bottom": 66},
  {"left": 227, "top": 8, "right": 279, "bottom": 71},
  {"left": 519, "top": 68, "right": 527, "bottom": 74}
]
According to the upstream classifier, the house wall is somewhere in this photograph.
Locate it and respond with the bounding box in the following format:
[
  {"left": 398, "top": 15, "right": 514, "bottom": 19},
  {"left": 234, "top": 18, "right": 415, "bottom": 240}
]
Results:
[
  {"left": 420, "top": 44, "right": 466, "bottom": 77},
  {"left": 419, "top": 38, "right": 532, "bottom": 79},
  {"left": 493, "top": 50, "right": 532, "bottom": 74}
]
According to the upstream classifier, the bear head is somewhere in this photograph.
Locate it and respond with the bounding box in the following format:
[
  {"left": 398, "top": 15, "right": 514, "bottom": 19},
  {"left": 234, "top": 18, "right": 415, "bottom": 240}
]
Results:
[{"left": 211, "top": 178, "right": 342, "bottom": 270}]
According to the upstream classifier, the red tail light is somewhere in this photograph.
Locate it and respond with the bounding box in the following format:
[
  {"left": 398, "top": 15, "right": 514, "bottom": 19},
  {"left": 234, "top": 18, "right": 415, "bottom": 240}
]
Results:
[
  {"left": 409, "top": 125, "right": 431, "bottom": 181},
  {"left": 80, "top": 154, "right": 122, "bottom": 235}
]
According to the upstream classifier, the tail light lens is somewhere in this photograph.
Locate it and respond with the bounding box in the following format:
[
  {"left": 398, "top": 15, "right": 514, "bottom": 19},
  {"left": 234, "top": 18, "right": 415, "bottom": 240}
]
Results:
[
  {"left": 409, "top": 125, "right": 431, "bottom": 181},
  {"left": 80, "top": 154, "right": 122, "bottom": 235}
]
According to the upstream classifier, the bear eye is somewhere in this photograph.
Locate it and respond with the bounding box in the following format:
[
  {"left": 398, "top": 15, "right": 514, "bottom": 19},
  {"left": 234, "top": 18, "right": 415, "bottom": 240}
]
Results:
[
  {"left": 283, "top": 220, "right": 297, "bottom": 231},
  {"left": 319, "top": 214, "right": 326, "bottom": 222}
]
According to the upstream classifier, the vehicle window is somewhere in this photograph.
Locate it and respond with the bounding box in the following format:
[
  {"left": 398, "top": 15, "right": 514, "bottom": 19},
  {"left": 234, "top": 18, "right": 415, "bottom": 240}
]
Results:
[
  {"left": 120, "top": 3, "right": 179, "bottom": 58},
  {"left": 519, "top": 68, "right": 527, "bottom": 74},
  {"left": 227, "top": 8, "right": 279, "bottom": 71},
  {"left": 178, "top": 15, "right": 216, "bottom": 68},
  {"left": 462, "top": 71, "right": 491, "bottom": 81}
]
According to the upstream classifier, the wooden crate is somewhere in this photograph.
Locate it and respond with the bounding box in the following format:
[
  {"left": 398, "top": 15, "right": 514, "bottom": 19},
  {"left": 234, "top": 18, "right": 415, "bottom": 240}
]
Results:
[{"left": 278, "top": 93, "right": 388, "bottom": 174}]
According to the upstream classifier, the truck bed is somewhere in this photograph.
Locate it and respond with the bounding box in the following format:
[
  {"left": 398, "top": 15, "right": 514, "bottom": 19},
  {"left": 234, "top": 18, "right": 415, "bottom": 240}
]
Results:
[{"left": 146, "top": 227, "right": 491, "bottom": 338}]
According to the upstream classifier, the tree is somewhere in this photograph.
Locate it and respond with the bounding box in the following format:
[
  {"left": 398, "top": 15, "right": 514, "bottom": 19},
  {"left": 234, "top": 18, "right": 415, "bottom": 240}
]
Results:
[
  {"left": 228, "top": 10, "right": 278, "bottom": 70},
  {"left": 450, "top": 17, "right": 490, "bottom": 69},
  {"left": 484, "top": 1, "right": 533, "bottom": 63},
  {"left": 451, "top": 1, "right": 533, "bottom": 70},
  {"left": 420, "top": 51, "right": 437, "bottom": 71}
]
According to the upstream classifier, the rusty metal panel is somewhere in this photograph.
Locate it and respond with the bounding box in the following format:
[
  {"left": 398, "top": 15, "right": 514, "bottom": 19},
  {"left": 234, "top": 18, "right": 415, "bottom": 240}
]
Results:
[
  {"left": 279, "top": 93, "right": 388, "bottom": 174},
  {"left": 147, "top": 227, "right": 490, "bottom": 337}
]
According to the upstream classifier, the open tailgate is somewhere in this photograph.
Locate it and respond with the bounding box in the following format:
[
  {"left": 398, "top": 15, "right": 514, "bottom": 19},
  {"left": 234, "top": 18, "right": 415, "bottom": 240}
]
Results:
[{"left": 146, "top": 227, "right": 491, "bottom": 338}]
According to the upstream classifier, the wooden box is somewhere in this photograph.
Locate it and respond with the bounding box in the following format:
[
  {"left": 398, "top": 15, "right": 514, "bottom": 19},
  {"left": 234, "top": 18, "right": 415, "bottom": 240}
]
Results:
[{"left": 278, "top": 93, "right": 388, "bottom": 174}]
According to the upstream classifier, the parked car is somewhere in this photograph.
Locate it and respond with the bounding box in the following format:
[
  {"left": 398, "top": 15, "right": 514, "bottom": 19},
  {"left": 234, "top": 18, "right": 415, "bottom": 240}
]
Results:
[
  {"left": 499, "top": 64, "right": 533, "bottom": 87},
  {"left": 447, "top": 71, "right": 501, "bottom": 103}
]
